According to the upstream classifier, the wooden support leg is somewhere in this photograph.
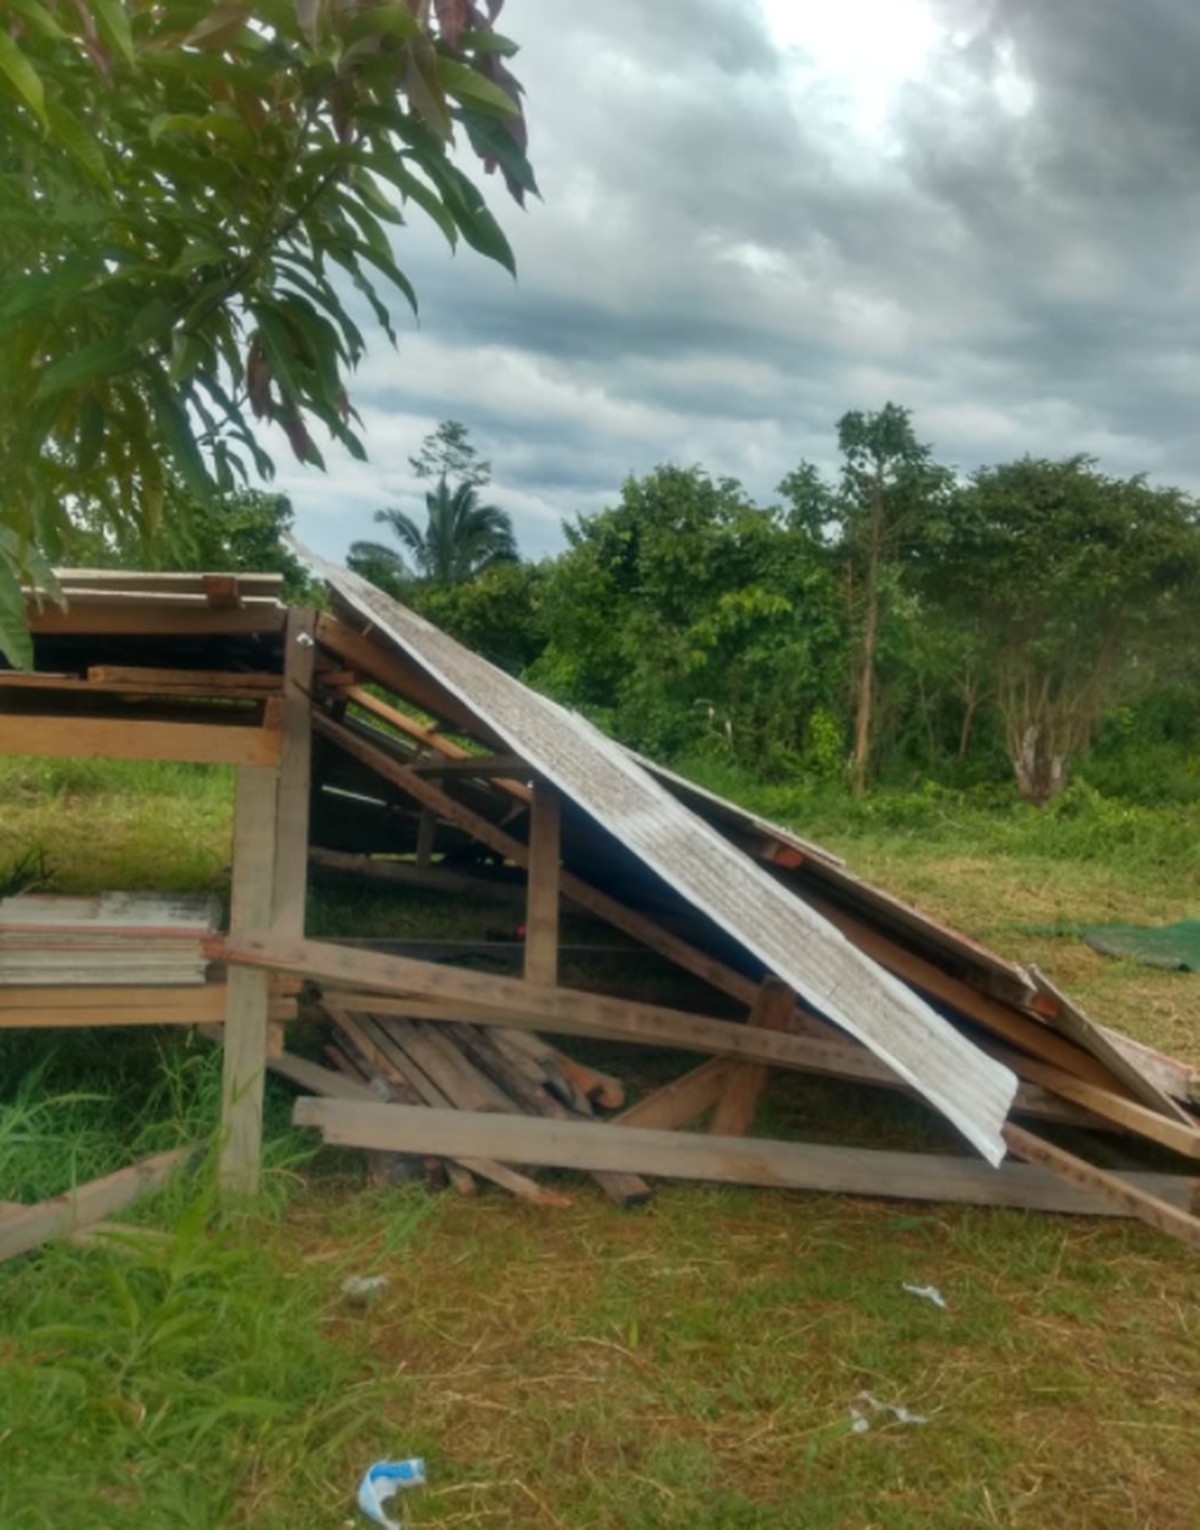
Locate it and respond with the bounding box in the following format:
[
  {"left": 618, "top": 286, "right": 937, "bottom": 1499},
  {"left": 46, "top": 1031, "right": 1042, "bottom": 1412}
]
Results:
[
  {"left": 220, "top": 766, "right": 279, "bottom": 1194},
  {"left": 415, "top": 808, "right": 438, "bottom": 868},
  {"left": 524, "top": 783, "right": 561, "bottom": 988},
  {"left": 711, "top": 978, "right": 796, "bottom": 1137},
  {"left": 266, "top": 609, "right": 315, "bottom": 1058}
]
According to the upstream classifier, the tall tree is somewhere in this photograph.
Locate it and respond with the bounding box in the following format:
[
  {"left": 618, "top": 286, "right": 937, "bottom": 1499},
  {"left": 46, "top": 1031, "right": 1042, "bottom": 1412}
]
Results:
[
  {"left": 408, "top": 419, "right": 492, "bottom": 489},
  {"left": 780, "top": 404, "right": 951, "bottom": 793},
  {"left": 932, "top": 456, "right": 1200, "bottom": 804},
  {"left": 533, "top": 465, "right": 845, "bottom": 762},
  {"left": 349, "top": 477, "right": 518, "bottom": 587},
  {"left": 0, "top": 1, "right": 535, "bottom": 664}
]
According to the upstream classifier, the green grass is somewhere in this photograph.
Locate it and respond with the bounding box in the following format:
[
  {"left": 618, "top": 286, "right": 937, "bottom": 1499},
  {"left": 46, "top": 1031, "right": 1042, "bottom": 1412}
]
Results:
[{"left": 3, "top": 756, "right": 1200, "bottom": 1526}]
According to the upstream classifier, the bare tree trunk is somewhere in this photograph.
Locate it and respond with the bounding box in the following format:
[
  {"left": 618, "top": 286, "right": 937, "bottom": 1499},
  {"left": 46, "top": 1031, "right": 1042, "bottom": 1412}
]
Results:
[
  {"left": 1011, "top": 723, "right": 1068, "bottom": 806},
  {"left": 849, "top": 483, "right": 883, "bottom": 797}
]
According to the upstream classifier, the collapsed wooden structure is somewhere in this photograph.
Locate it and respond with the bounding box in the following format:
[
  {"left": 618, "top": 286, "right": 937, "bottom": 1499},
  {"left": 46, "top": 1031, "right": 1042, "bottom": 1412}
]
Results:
[{"left": 5, "top": 562, "right": 1200, "bottom": 1249}]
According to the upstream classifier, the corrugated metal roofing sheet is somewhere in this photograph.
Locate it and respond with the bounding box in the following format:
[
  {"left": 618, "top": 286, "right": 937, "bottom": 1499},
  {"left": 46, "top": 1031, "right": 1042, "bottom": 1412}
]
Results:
[{"left": 310, "top": 554, "right": 1018, "bottom": 1166}]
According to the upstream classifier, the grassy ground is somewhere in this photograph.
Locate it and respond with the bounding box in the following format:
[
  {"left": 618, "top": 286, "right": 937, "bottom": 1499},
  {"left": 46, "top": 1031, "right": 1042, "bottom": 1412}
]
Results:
[{"left": 1, "top": 756, "right": 1199, "bottom": 1527}]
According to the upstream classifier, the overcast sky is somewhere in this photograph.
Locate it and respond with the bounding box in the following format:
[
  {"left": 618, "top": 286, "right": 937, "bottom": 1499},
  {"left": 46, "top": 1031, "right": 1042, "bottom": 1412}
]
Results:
[{"left": 277, "top": 0, "right": 1200, "bottom": 563}]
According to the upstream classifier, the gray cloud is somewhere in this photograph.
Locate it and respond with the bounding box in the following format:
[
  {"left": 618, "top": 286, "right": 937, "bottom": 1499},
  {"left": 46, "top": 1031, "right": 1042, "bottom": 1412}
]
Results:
[{"left": 282, "top": 0, "right": 1200, "bottom": 564}]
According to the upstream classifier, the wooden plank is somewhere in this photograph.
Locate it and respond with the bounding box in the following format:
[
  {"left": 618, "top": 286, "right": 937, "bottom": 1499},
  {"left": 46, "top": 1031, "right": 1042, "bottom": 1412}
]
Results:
[
  {"left": 802, "top": 892, "right": 1125, "bottom": 1090},
  {"left": 343, "top": 684, "right": 532, "bottom": 802},
  {"left": 315, "top": 615, "right": 496, "bottom": 740},
  {"left": 415, "top": 809, "right": 437, "bottom": 868},
  {"left": 1003, "top": 1124, "right": 1200, "bottom": 1250},
  {"left": 0, "top": 999, "right": 295, "bottom": 1029},
  {"left": 409, "top": 753, "right": 533, "bottom": 778},
  {"left": 293, "top": 1099, "right": 1200, "bottom": 1217},
  {"left": 219, "top": 767, "right": 279, "bottom": 1194},
  {"left": 546, "top": 1049, "right": 626, "bottom": 1111},
  {"left": 0, "top": 673, "right": 280, "bottom": 700},
  {"left": 1028, "top": 967, "right": 1194, "bottom": 1125},
  {"left": 1100, "top": 1029, "right": 1198, "bottom": 1106},
  {"left": 27, "top": 603, "right": 286, "bottom": 637},
  {"left": 271, "top": 608, "right": 316, "bottom": 940},
  {"left": 613, "top": 1059, "right": 732, "bottom": 1130},
  {"left": 336, "top": 1011, "right": 569, "bottom": 1207},
  {"left": 50, "top": 569, "right": 285, "bottom": 596},
  {"left": 711, "top": 978, "right": 796, "bottom": 1137},
  {"left": 0, "top": 1146, "right": 197, "bottom": 1264},
  {"left": 990, "top": 1050, "right": 1200, "bottom": 1159},
  {"left": 0, "top": 713, "right": 281, "bottom": 768},
  {"left": 222, "top": 934, "right": 937, "bottom": 1079},
  {"left": 267, "top": 1050, "right": 378, "bottom": 1102},
  {"left": 86, "top": 666, "right": 282, "bottom": 691},
  {"left": 310, "top": 847, "right": 527, "bottom": 904},
  {"left": 524, "top": 783, "right": 561, "bottom": 989}
]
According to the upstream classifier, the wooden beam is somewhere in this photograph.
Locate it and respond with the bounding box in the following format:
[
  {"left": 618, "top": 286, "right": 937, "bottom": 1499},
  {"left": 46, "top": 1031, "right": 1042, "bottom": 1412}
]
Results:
[
  {"left": 292, "top": 1099, "right": 1200, "bottom": 1217},
  {"left": 0, "top": 673, "right": 282, "bottom": 700},
  {"left": 1027, "top": 966, "right": 1194, "bottom": 1125},
  {"left": 0, "top": 1146, "right": 197, "bottom": 1264},
  {"left": 334, "top": 1011, "right": 570, "bottom": 1207},
  {"left": 1003, "top": 1124, "right": 1200, "bottom": 1251},
  {"left": 343, "top": 684, "right": 531, "bottom": 802},
  {"left": 711, "top": 979, "right": 796, "bottom": 1137},
  {"left": 524, "top": 783, "right": 561, "bottom": 989},
  {"left": 219, "top": 767, "right": 279, "bottom": 1194},
  {"left": 310, "top": 847, "right": 527, "bottom": 904},
  {"left": 0, "top": 713, "right": 281, "bottom": 767},
  {"left": 802, "top": 891, "right": 1124, "bottom": 1090},
  {"left": 86, "top": 666, "right": 283, "bottom": 691},
  {"left": 221, "top": 934, "right": 936, "bottom": 1083},
  {"left": 26, "top": 603, "right": 285, "bottom": 637},
  {"left": 989, "top": 1048, "right": 1200, "bottom": 1159},
  {"left": 315, "top": 615, "right": 496, "bottom": 740},
  {"left": 613, "top": 1059, "right": 732, "bottom": 1130},
  {"left": 271, "top": 609, "right": 316, "bottom": 941}
]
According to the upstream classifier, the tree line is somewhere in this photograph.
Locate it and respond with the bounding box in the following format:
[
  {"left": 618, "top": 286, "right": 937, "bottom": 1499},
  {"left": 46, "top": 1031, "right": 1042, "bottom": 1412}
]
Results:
[{"left": 347, "top": 412, "right": 1200, "bottom": 808}]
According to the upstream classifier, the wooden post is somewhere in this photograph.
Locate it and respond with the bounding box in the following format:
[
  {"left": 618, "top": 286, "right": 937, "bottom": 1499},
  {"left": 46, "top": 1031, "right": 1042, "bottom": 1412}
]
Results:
[
  {"left": 219, "top": 767, "right": 279, "bottom": 1193},
  {"left": 524, "top": 783, "right": 561, "bottom": 988},
  {"left": 266, "top": 609, "right": 316, "bottom": 1056},
  {"left": 415, "top": 809, "right": 438, "bottom": 868},
  {"left": 711, "top": 978, "right": 796, "bottom": 1137}
]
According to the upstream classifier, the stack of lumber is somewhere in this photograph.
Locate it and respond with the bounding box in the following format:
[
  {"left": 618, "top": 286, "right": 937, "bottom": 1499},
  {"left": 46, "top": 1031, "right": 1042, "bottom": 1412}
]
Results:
[
  {"left": 316, "top": 1002, "right": 650, "bottom": 1207},
  {"left": 0, "top": 893, "right": 220, "bottom": 985},
  {"left": 0, "top": 893, "right": 301, "bottom": 1031}
]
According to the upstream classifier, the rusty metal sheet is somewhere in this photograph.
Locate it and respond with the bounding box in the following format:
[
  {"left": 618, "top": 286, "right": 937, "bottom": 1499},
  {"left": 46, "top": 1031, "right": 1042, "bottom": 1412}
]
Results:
[{"left": 309, "top": 554, "right": 1018, "bottom": 1166}]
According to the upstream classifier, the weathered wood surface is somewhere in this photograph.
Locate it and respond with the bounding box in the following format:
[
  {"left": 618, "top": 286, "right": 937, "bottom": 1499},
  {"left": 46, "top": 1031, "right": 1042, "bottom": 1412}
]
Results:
[
  {"left": 0, "top": 1146, "right": 196, "bottom": 1264},
  {"left": 293, "top": 1100, "right": 1199, "bottom": 1218},
  {"left": 0, "top": 713, "right": 281, "bottom": 768},
  {"left": 1003, "top": 1123, "right": 1200, "bottom": 1251},
  {"left": 336, "top": 1011, "right": 570, "bottom": 1207},
  {"left": 219, "top": 768, "right": 278, "bottom": 1194},
  {"left": 222, "top": 934, "right": 955, "bottom": 1081},
  {"left": 711, "top": 979, "right": 795, "bottom": 1137},
  {"left": 613, "top": 1059, "right": 732, "bottom": 1131},
  {"left": 524, "top": 783, "right": 561, "bottom": 989}
]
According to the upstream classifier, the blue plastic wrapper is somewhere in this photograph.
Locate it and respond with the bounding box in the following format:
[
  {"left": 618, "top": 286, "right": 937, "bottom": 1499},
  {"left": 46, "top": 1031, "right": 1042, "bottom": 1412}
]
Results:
[{"left": 357, "top": 1458, "right": 427, "bottom": 1529}]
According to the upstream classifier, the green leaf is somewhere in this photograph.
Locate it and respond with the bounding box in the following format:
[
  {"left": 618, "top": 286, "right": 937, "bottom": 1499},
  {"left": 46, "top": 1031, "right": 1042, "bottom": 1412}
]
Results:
[
  {"left": 0, "top": 556, "right": 33, "bottom": 670},
  {"left": 45, "top": 99, "right": 112, "bottom": 189},
  {"left": 183, "top": 4, "right": 252, "bottom": 51},
  {"left": 340, "top": 4, "right": 417, "bottom": 45},
  {"left": 77, "top": 396, "right": 106, "bottom": 471},
  {"left": 436, "top": 164, "right": 516, "bottom": 275},
  {"left": 33, "top": 334, "right": 139, "bottom": 401},
  {"left": 436, "top": 56, "right": 517, "bottom": 117},
  {"left": 90, "top": 0, "right": 137, "bottom": 67},
  {"left": 4, "top": 0, "right": 67, "bottom": 42},
  {"left": 0, "top": 30, "right": 48, "bottom": 128}
]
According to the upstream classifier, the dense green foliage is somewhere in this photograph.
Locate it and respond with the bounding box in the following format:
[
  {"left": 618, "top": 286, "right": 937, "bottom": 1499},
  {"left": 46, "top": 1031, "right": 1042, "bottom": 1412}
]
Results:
[
  {"left": 401, "top": 417, "right": 1200, "bottom": 807},
  {"left": 0, "top": 0, "right": 535, "bottom": 664}
]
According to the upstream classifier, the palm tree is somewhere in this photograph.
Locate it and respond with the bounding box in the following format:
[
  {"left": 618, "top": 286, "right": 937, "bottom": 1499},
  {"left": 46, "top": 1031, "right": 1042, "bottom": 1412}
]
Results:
[{"left": 348, "top": 477, "right": 519, "bottom": 589}]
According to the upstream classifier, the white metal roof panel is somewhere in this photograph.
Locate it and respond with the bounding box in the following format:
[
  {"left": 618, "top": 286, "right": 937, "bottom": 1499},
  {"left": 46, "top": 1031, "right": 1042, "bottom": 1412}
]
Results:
[{"left": 311, "top": 555, "right": 1018, "bottom": 1165}]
